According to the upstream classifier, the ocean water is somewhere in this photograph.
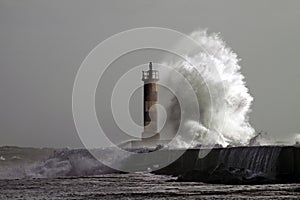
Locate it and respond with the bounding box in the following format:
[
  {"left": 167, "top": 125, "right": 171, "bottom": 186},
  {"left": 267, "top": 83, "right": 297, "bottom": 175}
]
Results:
[
  {"left": 0, "top": 146, "right": 299, "bottom": 199},
  {"left": 1, "top": 173, "right": 299, "bottom": 199}
]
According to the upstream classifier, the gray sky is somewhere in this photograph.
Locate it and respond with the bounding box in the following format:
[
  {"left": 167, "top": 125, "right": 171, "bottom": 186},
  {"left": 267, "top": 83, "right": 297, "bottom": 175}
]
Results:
[{"left": 0, "top": 0, "right": 300, "bottom": 147}]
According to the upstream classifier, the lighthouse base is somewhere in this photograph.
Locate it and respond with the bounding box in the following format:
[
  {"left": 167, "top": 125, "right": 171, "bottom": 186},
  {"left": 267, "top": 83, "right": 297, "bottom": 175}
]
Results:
[{"left": 118, "top": 133, "right": 171, "bottom": 148}]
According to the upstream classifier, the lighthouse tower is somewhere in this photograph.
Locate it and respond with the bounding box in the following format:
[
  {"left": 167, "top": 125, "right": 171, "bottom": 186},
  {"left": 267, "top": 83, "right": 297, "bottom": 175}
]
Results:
[
  {"left": 118, "top": 62, "right": 166, "bottom": 148},
  {"left": 142, "top": 62, "right": 160, "bottom": 141}
]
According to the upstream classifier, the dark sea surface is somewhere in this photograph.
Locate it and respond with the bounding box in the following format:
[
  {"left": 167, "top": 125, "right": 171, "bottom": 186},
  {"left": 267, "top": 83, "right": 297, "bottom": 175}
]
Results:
[
  {"left": 0, "top": 146, "right": 299, "bottom": 199},
  {"left": 0, "top": 173, "right": 299, "bottom": 200}
]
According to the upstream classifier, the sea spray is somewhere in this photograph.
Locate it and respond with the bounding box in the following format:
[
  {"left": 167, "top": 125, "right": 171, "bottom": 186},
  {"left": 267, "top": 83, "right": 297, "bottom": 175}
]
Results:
[
  {"left": 163, "top": 29, "right": 255, "bottom": 147},
  {"left": 218, "top": 146, "right": 281, "bottom": 176},
  {"left": 0, "top": 148, "right": 123, "bottom": 179}
]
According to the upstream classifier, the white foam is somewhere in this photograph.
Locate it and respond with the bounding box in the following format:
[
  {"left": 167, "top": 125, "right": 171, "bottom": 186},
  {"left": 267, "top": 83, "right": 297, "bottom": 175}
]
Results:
[{"left": 164, "top": 30, "right": 255, "bottom": 147}]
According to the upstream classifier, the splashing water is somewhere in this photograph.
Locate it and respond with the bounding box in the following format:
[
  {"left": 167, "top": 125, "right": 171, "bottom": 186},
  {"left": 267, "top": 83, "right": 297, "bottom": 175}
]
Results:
[
  {"left": 218, "top": 146, "right": 281, "bottom": 176},
  {"left": 294, "top": 134, "right": 300, "bottom": 145},
  {"left": 164, "top": 30, "right": 255, "bottom": 147},
  {"left": 0, "top": 148, "right": 122, "bottom": 179}
]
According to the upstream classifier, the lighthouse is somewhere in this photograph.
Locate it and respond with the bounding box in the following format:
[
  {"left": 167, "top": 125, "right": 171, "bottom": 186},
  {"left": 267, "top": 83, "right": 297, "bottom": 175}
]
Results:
[
  {"left": 119, "top": 62, "right": 170, "bottom": 148},
  {"left": 142, "top": 62, "right": 160, "bottom": 141}
]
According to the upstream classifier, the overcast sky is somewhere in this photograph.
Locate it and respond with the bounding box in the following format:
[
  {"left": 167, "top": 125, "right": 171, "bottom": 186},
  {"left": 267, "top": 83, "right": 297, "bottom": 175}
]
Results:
[{"left": 0, "top": 0, "right": 300, "bottom": 147}]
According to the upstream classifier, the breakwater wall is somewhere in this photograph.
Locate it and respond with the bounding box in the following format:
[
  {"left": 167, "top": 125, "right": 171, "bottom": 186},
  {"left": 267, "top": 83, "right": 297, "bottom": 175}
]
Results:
[{"left": 155, "top": 146, "right": 300, "bottom": 184}]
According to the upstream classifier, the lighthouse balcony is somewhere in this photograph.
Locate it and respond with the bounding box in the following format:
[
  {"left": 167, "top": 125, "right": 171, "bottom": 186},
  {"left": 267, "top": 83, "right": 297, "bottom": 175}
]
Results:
[{"left": 142, "top": 70, "right": 159, "bottom": 81}]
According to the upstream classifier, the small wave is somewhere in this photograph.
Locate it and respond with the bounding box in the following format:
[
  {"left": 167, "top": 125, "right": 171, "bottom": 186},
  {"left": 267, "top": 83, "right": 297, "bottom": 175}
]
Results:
[
  {"left": 11, "top": 156, "right": 21, "bottom": 160},
  {"left": 0, "top": 148, "right": 122, "bottom": 179}
]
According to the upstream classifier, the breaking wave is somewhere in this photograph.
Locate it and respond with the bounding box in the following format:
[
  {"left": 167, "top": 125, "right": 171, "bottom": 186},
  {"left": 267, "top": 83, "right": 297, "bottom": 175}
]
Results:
[
  {"left": 0, "top": 148, "right": 121, "bottom": 179},
  {"left": 164, "top": 29, "right": 255, "bottom": 147}
]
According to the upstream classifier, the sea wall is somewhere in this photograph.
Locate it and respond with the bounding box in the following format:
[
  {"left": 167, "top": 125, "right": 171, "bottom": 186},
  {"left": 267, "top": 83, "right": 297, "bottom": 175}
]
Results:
[{"left": 155, "top": 146, "right": 300, "bottom": 184}]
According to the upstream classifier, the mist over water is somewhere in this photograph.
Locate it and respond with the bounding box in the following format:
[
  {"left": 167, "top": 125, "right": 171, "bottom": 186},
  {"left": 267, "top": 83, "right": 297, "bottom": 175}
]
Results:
[
  {"left": 164, "top": 30, "right": 255, "bottom": 147},
  {"left": 0, "top": 148, "right": 120, "bottom": 179}
]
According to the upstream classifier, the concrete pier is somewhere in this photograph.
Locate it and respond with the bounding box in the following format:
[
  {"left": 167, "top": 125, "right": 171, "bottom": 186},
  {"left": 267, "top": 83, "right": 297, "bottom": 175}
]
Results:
[{"left": 152, "top": 146, "right": 300, "bottom": 184}]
